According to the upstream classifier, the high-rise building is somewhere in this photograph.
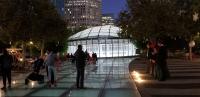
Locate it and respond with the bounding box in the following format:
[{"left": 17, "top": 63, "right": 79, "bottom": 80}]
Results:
[
  {"left": 102, "top": 13, "right": 115, "bottom": 25},
  {"left": 51, "top": 0, "right": 65, "bottom": 17},
  {"left": 64, "top": 0, "right": 102, "bottom": 29}
]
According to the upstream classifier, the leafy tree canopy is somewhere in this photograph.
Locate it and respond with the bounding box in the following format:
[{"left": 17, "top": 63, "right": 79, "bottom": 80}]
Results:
[
  {"left": 118, "top": 0, "right": 200, "bottom": 48},
  {"left": 0, "top": 0, "right": 69, "bottom": 47}
]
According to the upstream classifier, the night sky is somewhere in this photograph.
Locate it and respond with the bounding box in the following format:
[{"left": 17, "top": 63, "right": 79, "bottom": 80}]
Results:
[{"left": 102, "top": 0, "right": 127, "bottom": 19}]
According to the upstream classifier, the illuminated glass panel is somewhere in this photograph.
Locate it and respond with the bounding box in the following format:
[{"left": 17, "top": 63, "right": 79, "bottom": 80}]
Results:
[{"left": 67, "top": 25, "right": 137, "bottom": 58}]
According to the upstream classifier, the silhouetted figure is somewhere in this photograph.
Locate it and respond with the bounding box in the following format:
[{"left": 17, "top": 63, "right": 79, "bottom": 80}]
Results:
[
  {"left": 146, "top": 41, "right": 156, "bottom": 75},
  {"left": 25, "top": 71, "right": 44, "bottom": 85},
  {"left": 25, "top": 56, "right": 44, "bottom": 85},
  {"left": 92, "top": 52, "right": 98, "bottom": 64},
  {"left": 33, "top": 56, "right": 44, "bottom": 74},
  {"left": 66, "top": 53, "right": 70, "bottom": 61},
  {"left": 155, "top": 40, "right": 170, "bottom": 81},
  {"left": 94, "top": 53, "right": 97, "bottom": 61},
  {"left": 0, "top": 49, "right": 13, "bottom": 90},
  {"left": 85, "top": 50, "right": 90, "bottom": 61},
  {"left": 74, "top": 45, "right": 86, "bottom": 89},
  {"left": 44, "top": 51, "right": 50, "bottom": 79},
  {"left": 70, "top": 53, "right": 75, "bottom": 64}
]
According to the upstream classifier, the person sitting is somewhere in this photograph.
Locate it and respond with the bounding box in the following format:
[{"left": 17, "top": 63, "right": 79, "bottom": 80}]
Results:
[
  {"left": 33, "top": 56, "right": 44, "bottom": 74},
  {"left": 25, "top": 71, "right": 44, "bottom": 85},
  {"left": 25, "top": 56, "right": 44, "bottom": 85}
]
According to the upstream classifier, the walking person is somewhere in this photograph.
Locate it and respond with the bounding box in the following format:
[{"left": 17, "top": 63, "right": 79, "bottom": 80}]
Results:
[
  {"left": 0, "top": 49, "right": 13, "bottom": 90},
  {"left": 45, "top": 50, "right": 57, "bottom": 87},
  {"left": 74, "top": 45, "right": 86, "bottom": 89}
]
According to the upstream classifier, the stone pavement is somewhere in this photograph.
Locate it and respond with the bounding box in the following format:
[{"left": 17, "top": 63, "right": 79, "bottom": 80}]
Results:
[
  {"left": 129, "top": 57, "right": 200, "bottom": 97},
  {"left": 0, "top": 58, "right": 141, "bottom": 97}
]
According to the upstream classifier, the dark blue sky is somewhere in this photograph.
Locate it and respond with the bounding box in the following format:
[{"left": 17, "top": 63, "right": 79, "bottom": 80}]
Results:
[{"left": 102, "top": 0, "right": 127, "bottom": 18}]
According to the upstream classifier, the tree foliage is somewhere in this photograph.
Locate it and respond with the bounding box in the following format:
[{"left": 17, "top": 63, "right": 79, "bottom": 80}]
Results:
[
  {"left": 0, "top": 0, "right": 68, "bottom": 50},
  {"left": 117, "top": 0, "right": 200, "bottom": 48}
]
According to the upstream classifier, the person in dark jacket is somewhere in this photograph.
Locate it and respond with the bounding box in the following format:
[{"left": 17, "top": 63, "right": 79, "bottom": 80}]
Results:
[
  {"left": 0, "top": 49, "right": 13, "bottom": 90},
  {"left": 74, "top": 45, "right": 86, "bottom": 89},
  {"left": 33, "top": 56, "right": 44, "bottom": 74},
  {"left": 156, "top": 40, "right": 170, "bottom": 81}
]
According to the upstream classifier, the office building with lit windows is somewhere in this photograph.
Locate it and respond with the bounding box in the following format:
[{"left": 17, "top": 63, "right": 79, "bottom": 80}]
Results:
[
  {"left": 64, "top": 0, "right": 102, "bottom": 29},
  {"left": 67, "top": 25, "right": 137, "bottom": 58},
  {"left": 102, "top": 13, "right": 115, "bottom": 25}
]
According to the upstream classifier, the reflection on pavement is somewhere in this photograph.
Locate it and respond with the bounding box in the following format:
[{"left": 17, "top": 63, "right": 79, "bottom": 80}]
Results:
[{"left": 0, "top": 57, "right": 141, "bottom": 97}]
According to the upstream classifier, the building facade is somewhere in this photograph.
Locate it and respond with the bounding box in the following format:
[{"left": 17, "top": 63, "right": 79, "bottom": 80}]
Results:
[
  {"left": 64, "top": 0, "right": 102, "bottom": 29},
  {"left": 102, "top": 13, "right": 115, "bottom": 25},
  {"left": 51, "top": 0, "right": 65, "bottom": 17}
]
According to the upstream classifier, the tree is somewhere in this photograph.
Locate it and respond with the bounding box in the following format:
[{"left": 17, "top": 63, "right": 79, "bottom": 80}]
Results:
[
  {"left": 118, "top": 0, "right": 200, "bottom": 50},
  {"left": 0, "top": 0, "right": 69, "bottom": 57}
]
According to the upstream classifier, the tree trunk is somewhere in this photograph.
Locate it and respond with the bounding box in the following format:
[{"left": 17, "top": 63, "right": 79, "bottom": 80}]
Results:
[
  {"left": 40, "top": 40, "right": 45, "bottom": 57},
  {"left": 22, "top": 41, "right": 26, "bottom": 64},
  {"left": 189, "top": 47, "right": 192, "bottom": 60}
]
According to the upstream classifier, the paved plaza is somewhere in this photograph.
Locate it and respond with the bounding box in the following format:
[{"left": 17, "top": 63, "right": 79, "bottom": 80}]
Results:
[
  {"left": 0, "top": 58, "right": 141, "bottom": 97},
  {"left": 130, "top": 58, "right": 200, "bottom": 97}
]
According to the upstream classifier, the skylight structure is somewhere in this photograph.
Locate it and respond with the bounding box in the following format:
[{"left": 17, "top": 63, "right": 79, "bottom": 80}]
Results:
[{"left": 68, "top": 25, "right": 137, "bottom": 57}]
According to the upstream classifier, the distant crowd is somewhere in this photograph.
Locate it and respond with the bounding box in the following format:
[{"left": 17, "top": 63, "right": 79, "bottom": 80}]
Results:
[{"left": 65, "top": 51, "right": 97, "bottom": 65}]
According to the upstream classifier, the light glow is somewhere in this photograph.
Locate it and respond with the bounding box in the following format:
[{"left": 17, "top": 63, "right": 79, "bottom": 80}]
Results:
[
  {"left": 30, "top": 41, "right": 33, "bottom": 45},
  {"left": 19, "top": 58, "right": 23, "bottom": 62},
  {"left": 67, "top": 25, "right": 137, "bottom": 58},
  {"left": 31, "top": 81, "right": 35, "bottom": 87},
  {"left": 12, "top": 80, "right": 16, "bottom": 85},
  {"left": 0, "top": 90, "right": 4, "bottom": 97},
  {"left": 132, "top": 71, "right": 144, "bottom": 83}
]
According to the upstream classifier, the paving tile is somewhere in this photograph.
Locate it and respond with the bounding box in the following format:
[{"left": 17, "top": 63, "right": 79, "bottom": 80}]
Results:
[{"left": 29, "top": 89, "right": 66, "bottom": 96}]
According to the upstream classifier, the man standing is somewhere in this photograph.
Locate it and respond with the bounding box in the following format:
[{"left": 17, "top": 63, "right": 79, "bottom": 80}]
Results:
[
  {"left": 156, "top": 40, "right": 170, "bottom": 81},
  {"left": 74, "top": 45, "right": 86, "bottom": 89},
  {"left": 0, "top": 49, "right": 13, "bottom": 90},
  {"left": 45, "top": 50, "right": 57, "bottom": 87}
]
